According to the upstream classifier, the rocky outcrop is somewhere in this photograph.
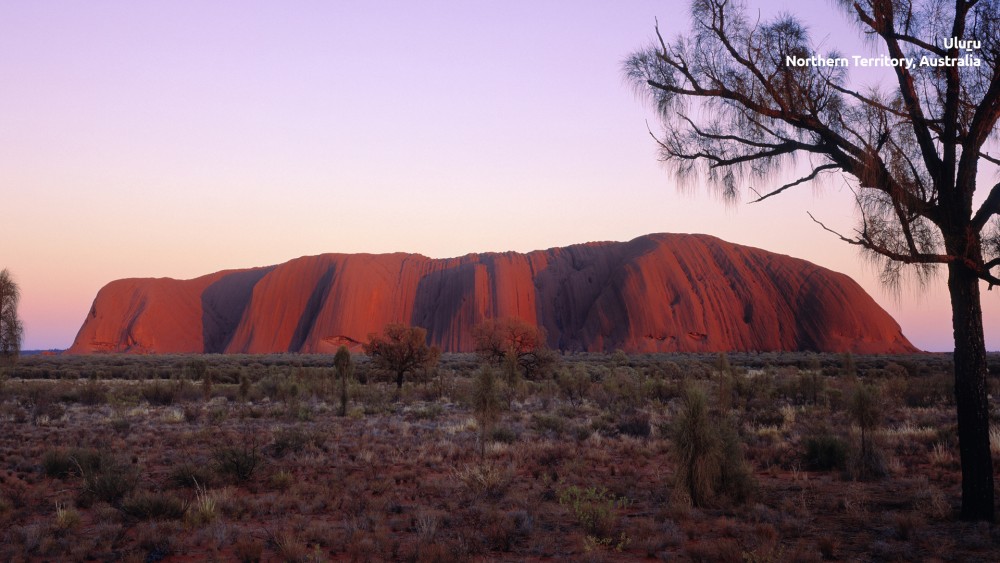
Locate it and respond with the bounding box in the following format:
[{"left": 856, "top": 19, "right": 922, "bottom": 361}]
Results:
[{"left": 68, "top": 233, "right": 916, "bottom": 354}]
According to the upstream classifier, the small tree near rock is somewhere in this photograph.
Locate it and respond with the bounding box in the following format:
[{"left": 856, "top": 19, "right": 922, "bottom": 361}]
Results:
[
  {"left": 363, "top": 324, "right": 440, "bottom": 389},
  {"left": 472, "top": 318, "right": 557, "bottom": 380}
]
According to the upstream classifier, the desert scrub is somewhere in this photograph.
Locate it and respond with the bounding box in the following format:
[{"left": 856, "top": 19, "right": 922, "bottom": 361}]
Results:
[
  {"left": 334, "top": 345, "right": 353, "bottom": 416},
  {"left": 617, "top": 411, "right": 652, "bottom": 438},
  {"left": 558, "top": 484, "right": 630, "bottom": 539},
  {"left": 531, "top": 412, "right": 568, "bottom": 436},
  {"left": 847, "top": 382, "right": 887, "bottom": 480},
  {"left": 269, "top": 469, "right": 294, "bottom": 491},
  {"left": 672, "top": 386, "right": 755, "bottom": 507},
  {"left": 122, "top": 491, "right": 188, "bottom": 521},
  {"left": 472, "top": 365, "right": 505, "bottom": 455},
  {"left": 77, "top": 453, "right": 140, "bottom": 507},
  {"left": 53, "top": 501, "right": 82, "bottom": 531},
  {"left": 42, "top": 448, "right": 82, "bottom": 479},
  {"left": 557, "top": 365, "right": 590, "bottom": 407},
  {"left": 186, "top": 482, "right": 217, "bottom": 526},
  {"left": 269, "top": 427, "right": 321, "bottom": 459},
  {"left": 803, "top": 433, "right": 849, "bottom": 471},
  {"left": 167, "top": 463, "right": 215, "bottom": 489},
  {"left": 454, "top": 461, "right": 512, "bottom": 501},
  {"left": 213, "top": 430, "right": 261, "bottom": 483}
]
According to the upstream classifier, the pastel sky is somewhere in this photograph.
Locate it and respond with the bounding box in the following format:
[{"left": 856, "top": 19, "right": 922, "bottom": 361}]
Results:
[{"left": 2, "top": 1, "right": 997, "bottom": 352}]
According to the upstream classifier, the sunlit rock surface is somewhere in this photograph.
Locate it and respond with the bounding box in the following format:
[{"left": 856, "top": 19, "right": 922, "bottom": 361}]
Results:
[{"left": 68, "top": 233, "right": 916, "bottom": 354}]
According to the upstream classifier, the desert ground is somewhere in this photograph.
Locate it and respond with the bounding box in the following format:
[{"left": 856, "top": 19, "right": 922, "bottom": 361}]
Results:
[{"left": 2, "top": 352, "right": 1000, "bottom": 562}]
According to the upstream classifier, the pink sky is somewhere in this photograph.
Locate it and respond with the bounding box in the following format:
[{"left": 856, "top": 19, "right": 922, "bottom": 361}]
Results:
[{"left": 2, "top": 1, "right": 997, "bottom": 352}]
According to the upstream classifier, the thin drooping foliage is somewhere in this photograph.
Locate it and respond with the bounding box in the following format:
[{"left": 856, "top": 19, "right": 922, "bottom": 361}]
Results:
[
  {"left": 0, "top": 268, "right": 24, "bottom": 364},
  {"left": 626, "top": 0, "right": 1000, "bottom": 521}
]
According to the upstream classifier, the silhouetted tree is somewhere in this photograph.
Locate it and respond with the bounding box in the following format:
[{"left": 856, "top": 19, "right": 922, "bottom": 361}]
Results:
[
  {"left": 472, "top": 317, "right": 557, "bottom": 379},
  {"left": 0, "top": 269, "right": 24, "bottom": 365},
  {"left": 626, "top": 0, "right": 999, "bottom": 520},
  {"left": 363, "top": 324, "right": 440, "bottom": 389}
]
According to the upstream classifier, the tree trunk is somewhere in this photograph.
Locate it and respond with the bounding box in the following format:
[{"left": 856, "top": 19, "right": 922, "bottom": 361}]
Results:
[
  {"left": 396, "top": 370, "right": 404, "bottom": 389},
  {"left": 948, "top": 260, "right": 995, "bottom": 521}
]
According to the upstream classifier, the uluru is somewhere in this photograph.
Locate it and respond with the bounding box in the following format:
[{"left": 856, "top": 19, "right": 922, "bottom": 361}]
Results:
[{"left": 68, "top": 233, "right": 916, "bottom": 355}]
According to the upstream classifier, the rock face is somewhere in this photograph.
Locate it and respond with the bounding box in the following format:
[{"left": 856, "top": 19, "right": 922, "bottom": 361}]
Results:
[{"left": 68, "top": 233, "right": 917, "bottom": 354}]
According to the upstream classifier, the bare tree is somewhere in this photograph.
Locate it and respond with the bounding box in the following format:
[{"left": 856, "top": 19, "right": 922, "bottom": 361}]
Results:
[
  {"left": 625, "top": 0, "right": 999, "bottom": 520},
  {"left": 0, "top": 268, "right": 24, "bottom": 364},
  {"left": 363, "top": 324, "right": 440, "bottom": 389}
]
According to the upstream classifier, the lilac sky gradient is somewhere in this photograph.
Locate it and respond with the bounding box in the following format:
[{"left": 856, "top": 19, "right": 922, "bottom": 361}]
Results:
[{"left": 2, "top": 1, "right": 997, "bottom": 352}]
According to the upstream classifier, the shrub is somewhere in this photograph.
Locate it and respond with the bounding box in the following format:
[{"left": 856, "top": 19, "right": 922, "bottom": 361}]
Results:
[
  {"left": 78, "top": 381, "right": 108, "bottom": 405},
  {"left": 122, "top": 491, "right": 188, "bottom": 521},
  {"left": 841, "top": 352, "right": 857, "bottom": 378},
  {"left": 902, "top": 374, "right": 952, "bottom": 407},
  {"left": 617, "top": 411, "right": 652, "bottom": 438},
  {"left": 601, "top": 368, "right": 643, "bottom": 412},
  {"left": 78, "top": 455, "right": 140, "bottom": 507},
  {"left": 141, "top": 381, "right": 177, "bottom": 406},
  {"left": 848, "top": 382, "right": 887, "bottom": 480},
  {"left": 557, "top": 484, "right": 628, "bottom": 538},
  {"left": 472, "top": 365, "right": 504, "bottom": 454},
  {"left": 213, "top": 432, "right": 261, "bottom": 483},
  {"left": 716, "top": 421, "right": 756, "bottom": 505},
  {"left": 672, "top": 386, "right": 754, "bottom": 507},
  {"left": 187, "top": 482, "right": 217, "bottom": 526},
  {"left": 454, "top": 462, "right": 512, "bottom": 501},
  {"left": 42, "top": 449, "right": 76, "bottom": 479},
  {"left": 672, "top": 387, "right": 719, "bottom": 506},
  {"left": 641, "top": 376, "right": 678, "bottom": 403},
  {"left": 803, "top": 434, "right": 849, "bottom": 471},
  {"left": 269, "top": 428, "right": 318, "bottom": 459},
  {"left": 54, "top": 501, "right": 82, "bottom": 531},
  {"left": 531, "top": 412, "right": 567, "bottom": 436},
  {"left": 557, "top": 365, "right": 590, "bottom": 407},
  {"left": 334, "top": 346, "right": 353, "bottom": 416},
  {"left": 233, "top": 534, "right": 264, "bottom": 563},
  {"left": 489, "top": 426, "right": 519, "bottom": 444},
  {"left": 797, "top": 370, "right": 826, "bottom": 405},
  {"left": 167, "top": 463, "right": 215, "bottom": 489},
  {"left": 270, "top": 470, "right": 294, "bottom": 491}
]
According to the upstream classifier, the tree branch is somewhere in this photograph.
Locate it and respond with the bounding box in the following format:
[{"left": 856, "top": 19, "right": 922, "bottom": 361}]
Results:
[
  {"left": 972, "top": 181, "right": 1000, "bottom": 231},
  {"left": 808, "top": 211, "right": 952, "bottom": 264},
  {"left": 981, "top": 152, "right": 1000, "bottom": 167},
  {"left": 826, "top": 80, "right": 944, "bottom": 134},
  {"left": 854, "top": 2, "right": 944, "bottom": 180},
  {"left": 751, "top": 164, "right": 838, "bottom": 203}
]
